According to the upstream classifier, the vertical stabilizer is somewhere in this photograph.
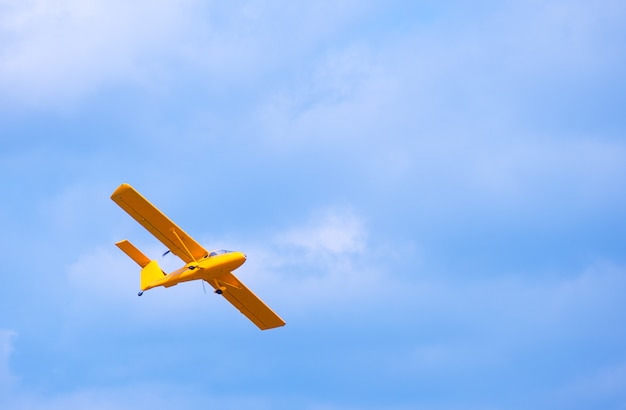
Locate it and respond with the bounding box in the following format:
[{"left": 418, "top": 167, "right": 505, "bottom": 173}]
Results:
[{"left": 140, "top": 260, "right": 165, "bottom": 291}]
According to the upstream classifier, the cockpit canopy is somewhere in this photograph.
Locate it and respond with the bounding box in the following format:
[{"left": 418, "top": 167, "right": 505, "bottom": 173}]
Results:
[{"left": 209, "top": 250, "right": 234, "bottom": 257}]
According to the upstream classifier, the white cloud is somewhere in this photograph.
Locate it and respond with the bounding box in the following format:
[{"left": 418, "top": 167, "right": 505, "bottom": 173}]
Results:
[
  {"left": 251, "top": 0, "right": 626, "bottom": 205},
  {"left": 232, "top": 206, "right": 391, "bottom": 315},
  {"left": 0, "top": 0, "right": 195, "bottom": 107},
  {"left": 2, "top": 2, "right": 625, "bottom": 408},
  {"left": 0, "top": 0, "right": 373, "bottom": 108},
  {"left": 277, "top": 206, "right": 366, "bottom": 256},
  {"left": 255, "top": 44, "right": 399, "bottom": 153}
]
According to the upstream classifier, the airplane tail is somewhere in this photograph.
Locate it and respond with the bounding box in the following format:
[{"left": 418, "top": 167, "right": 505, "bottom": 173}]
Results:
[
  {"left": 115, "top": 239, "right": 164, "bottom": 291},
  {"left": 140, "top": 260, "right": 165, "bottom": 291}
]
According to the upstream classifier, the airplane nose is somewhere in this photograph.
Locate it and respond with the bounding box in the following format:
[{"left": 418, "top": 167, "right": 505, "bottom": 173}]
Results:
[{"left": 231, "top": 252, "right": 246, "bottom": 269}]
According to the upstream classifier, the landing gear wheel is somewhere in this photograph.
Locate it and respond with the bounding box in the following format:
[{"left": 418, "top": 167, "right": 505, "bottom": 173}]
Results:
[{"left": 138, "top": 290, "right": 144, "bottom": 296}]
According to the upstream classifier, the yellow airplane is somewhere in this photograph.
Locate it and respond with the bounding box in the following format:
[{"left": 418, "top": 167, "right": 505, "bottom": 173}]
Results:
[{"left": 111, "top": 183, "right": 285, "bottom": 330}]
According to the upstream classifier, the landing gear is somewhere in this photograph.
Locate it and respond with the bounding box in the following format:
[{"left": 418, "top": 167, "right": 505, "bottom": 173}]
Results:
[
  {"left": 214, "top": 286, "right": 226, "bottom": 295},
  {"left": 138, "top": 290, "right": 144, "bottom": 296}
]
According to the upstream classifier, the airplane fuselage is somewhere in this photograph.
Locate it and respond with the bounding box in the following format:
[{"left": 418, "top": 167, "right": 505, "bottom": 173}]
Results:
[{"left": 144, "top": 251, "right": 246, "bottom": 291}]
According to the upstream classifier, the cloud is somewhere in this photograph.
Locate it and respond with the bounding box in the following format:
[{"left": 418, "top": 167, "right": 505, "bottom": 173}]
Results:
[
  {"left": 0, "top": 0, "right": 373, "bottom": 109},
  {"left": 247, "top": 1, "right": 626, "bottom": 222},
  {"left": 276, "top": 206, "right": 366, "bottom": 256},
  {"left": 0, "top": 0, "right": 196, "bottom": 107},
  {"left": 4, "top": 3, "right": 625, "bottom": 407},
  {"left": 226, "top": 206, "right": 392, "bottom": 316}
]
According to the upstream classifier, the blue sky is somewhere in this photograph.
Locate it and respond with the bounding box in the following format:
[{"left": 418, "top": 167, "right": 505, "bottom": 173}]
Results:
[{"left": 1, "top": 1, "right": 626, "bottom": 408}]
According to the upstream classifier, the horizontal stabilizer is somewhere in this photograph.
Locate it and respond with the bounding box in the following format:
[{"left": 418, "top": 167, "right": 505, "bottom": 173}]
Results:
[{"left": 116, "top": 240, "right": 151, "bottom": 268}]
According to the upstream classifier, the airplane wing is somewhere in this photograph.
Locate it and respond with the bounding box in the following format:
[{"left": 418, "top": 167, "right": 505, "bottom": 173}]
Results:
[
  {"left": 111, "top": 183, "right": 207, "bottom": 264},
  {"left": 212, "top": 272, "right": 286, "bottom": 330}
]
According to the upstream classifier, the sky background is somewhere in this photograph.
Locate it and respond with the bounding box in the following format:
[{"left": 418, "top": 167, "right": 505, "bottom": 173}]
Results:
[{"left": 1, "top": 1, "right": 626, "bottom": 408}]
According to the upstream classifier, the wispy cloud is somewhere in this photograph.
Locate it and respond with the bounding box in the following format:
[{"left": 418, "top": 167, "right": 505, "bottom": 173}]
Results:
[
  {"left": 3, "top": 1, "right": 626, "bottom": 408},
  {"left": 0, "top": 0, "right": 196, "bottom": 107},
  {"left": 0, "top": 0, "right": 372, "bottom": 109}
]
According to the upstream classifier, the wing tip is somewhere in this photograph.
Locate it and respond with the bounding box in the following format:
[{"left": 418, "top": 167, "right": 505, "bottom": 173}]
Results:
[
  {"left": 111, "top": 183, "right": 134, "bottom": 200},
  {"left": 259, "top": 321, "right": 287, "bottom": 331}
]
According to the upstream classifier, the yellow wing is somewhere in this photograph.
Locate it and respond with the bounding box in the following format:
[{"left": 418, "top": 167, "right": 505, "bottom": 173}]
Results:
[
  {"left": 212, "top": 272, "right": 286, "bottom": 330},
  {"left": 111, "top": 183, "right": 207, "bottom": 263}
]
